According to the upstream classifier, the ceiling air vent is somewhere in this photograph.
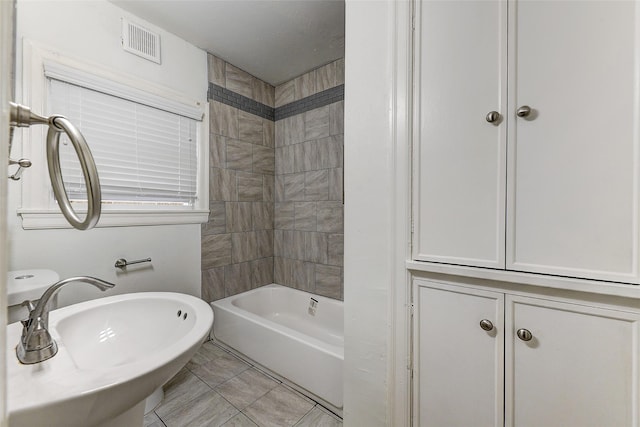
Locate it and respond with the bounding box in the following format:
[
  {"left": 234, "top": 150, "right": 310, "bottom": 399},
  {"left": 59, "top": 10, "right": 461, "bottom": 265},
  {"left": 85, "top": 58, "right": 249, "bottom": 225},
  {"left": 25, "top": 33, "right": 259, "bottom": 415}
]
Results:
[{"left": 122, "top": 19, "right": 161, "bottom": 64}]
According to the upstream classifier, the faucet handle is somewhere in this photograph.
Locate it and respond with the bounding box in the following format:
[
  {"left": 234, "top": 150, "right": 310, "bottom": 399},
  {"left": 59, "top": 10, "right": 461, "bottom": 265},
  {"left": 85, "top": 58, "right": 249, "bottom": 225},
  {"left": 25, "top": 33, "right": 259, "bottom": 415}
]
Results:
[
  {"left": 20, "top": 301, "right": 36, "bottom": 332},
  {"left": 21, "top": 299, "right": 36, "bottom": 312}
]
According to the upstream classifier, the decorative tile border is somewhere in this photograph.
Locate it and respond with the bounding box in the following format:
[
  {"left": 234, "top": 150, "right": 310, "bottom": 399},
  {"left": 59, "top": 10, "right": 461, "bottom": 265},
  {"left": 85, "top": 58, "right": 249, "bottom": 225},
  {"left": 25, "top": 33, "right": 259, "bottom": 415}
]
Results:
[
  {"left": 274, "top": 85, "right": 344, "bottom": 121},
  {"left": 209, "top": 83, "right": 344, "bottom": 122},
  {"left": 209, "top": 83, "right": 274, "bottom": 121}
]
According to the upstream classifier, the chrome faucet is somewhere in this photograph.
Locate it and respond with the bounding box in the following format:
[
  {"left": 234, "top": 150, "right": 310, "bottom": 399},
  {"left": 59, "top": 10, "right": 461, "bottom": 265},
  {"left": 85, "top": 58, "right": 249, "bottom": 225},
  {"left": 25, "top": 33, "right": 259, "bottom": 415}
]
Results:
[{"left": 16, "top": 276, "right": 115, "bottom": 364}]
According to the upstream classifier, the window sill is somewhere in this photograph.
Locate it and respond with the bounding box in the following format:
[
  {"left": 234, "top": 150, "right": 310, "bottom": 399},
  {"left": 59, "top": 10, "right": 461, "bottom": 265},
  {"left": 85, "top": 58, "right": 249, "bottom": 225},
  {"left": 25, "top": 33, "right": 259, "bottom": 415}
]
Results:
[{"left": 17, "top": 209, "right": 210, "bottom": 229}]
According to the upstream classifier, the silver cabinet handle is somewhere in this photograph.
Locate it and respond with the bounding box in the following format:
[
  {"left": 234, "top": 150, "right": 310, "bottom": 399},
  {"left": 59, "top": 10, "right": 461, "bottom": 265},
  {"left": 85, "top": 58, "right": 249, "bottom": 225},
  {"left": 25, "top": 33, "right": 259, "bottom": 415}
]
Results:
[
  {"left": 485, "top": 111, "right": 501, "bottom": 124},
  {"left": 517, "top": 328, "right": 533, "bottom": 341},
  {"left": 479, "top": 319, "right": 494, "bottom": 331},
  {"left": 516, "top": 105, "right": 532, "bottom": 118}
]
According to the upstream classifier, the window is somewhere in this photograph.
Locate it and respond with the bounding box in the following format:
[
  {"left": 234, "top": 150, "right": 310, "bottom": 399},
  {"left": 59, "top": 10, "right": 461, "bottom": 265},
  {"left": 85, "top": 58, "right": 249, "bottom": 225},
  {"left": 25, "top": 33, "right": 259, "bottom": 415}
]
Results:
[
  {"left": 49, "top": 78, "right": 198, "bottom": 207},
  {"left": 18, "top": 44, "right": 209, "bottom": 229}
]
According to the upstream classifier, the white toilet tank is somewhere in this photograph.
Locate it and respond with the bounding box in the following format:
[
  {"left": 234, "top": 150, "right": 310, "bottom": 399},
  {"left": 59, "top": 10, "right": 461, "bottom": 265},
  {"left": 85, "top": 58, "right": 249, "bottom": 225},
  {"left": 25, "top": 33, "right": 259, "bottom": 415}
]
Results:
[{"left": 7, "top": 269, "right": 60, "bottom": 324}]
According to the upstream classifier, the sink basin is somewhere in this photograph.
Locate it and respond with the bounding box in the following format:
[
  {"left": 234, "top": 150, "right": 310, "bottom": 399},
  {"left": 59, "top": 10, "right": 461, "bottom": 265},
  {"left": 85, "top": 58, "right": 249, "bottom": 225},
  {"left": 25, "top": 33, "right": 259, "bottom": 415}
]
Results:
[{"left": 6, "top": 292, "right": 213, "bottom": 427}]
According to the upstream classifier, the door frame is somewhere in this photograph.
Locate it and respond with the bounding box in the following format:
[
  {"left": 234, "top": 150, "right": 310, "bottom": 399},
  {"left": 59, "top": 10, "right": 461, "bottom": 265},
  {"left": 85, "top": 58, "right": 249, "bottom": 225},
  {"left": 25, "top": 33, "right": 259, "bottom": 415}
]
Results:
[
  {"left": 0, "top": 0, "right": 15, "bottom": 425},
  {"left": 391, "top": 0, "right": 413, "bottom": 425}
]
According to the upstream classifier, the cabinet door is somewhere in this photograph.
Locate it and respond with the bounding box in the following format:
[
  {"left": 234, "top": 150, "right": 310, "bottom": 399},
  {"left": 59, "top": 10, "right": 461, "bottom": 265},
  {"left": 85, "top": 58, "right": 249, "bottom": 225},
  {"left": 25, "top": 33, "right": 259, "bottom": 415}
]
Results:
[
  {"left": 414, "top": 281, "right": 504, "bottom": 427},
  {"left": 506, "top": 295, "right": 640, "bottom": 427},
  {"left": 413, "top": 0, "right": 507, "bottom": 268},
  {"left": 507, "top": 0, "right": 640, "bottom": 282}
]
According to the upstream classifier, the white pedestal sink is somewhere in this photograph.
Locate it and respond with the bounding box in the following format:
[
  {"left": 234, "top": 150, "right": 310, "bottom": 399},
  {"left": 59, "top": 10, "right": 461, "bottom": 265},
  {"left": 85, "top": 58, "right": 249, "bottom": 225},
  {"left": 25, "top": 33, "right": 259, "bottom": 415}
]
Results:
[{"left": 6, "top": 292, "right": 214, "bottom": 427}]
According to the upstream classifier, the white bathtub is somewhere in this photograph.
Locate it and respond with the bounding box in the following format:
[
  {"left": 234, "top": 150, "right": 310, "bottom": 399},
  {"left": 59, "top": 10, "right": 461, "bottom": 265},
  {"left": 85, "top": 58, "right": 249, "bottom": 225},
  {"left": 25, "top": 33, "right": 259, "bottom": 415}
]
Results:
[{"left": 211, "top": 284, "right": 343, "bottom": 412}]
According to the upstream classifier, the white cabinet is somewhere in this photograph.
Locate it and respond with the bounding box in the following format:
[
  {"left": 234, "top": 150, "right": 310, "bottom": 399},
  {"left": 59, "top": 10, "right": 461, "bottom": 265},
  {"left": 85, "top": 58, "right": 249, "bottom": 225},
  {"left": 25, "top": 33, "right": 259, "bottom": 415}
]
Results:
[
  {"left": 506, "top": 295, "right": 640, "bottom": 427},
  {"left": 413, "top": 0, "right": 640, "bottom": 283},
  {"left": 415, "top": 283, "right": 504, "bottom": 427},
  {"left": 414, "top": 279, "right": 640, "bottom": 427},
  {"left": 506, "top": 0, "right": 640, "bottom": 282},
  {"left": 413, "top": 0, "right": 506, "bottom": 269}
]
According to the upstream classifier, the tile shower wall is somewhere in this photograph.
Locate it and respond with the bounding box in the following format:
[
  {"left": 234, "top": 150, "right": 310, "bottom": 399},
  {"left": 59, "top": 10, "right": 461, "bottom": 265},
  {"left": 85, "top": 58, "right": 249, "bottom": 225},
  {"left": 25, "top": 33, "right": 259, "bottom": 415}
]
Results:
[
  {"left": 202, "top": 54, "right": 276, "bottom": 302},
  {"left": 202, "top": 54, "right": 345, "bottom": 302},
  {"left": 274, "top": 60, "right": 345, "bottom": 300}
]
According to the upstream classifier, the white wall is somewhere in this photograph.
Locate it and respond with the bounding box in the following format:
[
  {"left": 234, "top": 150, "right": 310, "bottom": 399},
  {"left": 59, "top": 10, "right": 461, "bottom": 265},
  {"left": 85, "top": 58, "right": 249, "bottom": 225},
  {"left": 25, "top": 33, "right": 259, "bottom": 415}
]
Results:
[
  {"left": 7, "top": 0, "right": 207, "bottom": 307},
  {"left": 344, "top": 0, "right": 405, "bottom": 425},
  {"left": 16, "top": 0, "right": 205, "bottom": 101}
]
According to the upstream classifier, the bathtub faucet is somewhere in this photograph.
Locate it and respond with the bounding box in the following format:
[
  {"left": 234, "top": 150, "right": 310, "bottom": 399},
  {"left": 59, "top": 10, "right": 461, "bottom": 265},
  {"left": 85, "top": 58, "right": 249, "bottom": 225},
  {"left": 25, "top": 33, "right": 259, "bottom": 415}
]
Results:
[{"left": 16, "top": 276, "right": 116, "bottom": 364}]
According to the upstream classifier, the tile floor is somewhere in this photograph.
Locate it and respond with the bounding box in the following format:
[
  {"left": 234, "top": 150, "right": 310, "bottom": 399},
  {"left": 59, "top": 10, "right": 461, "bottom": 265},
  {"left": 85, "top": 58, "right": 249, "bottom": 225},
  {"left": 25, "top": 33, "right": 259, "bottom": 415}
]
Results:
[{"left": 144, "top": 341, "right": 343, "bottom": 427}]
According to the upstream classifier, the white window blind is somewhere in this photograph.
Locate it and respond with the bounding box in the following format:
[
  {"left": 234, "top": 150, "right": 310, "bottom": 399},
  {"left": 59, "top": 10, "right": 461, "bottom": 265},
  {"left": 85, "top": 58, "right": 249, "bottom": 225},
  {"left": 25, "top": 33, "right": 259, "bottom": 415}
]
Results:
[{"left": 47, "top": 78, "right": 198, "bottom": 206}]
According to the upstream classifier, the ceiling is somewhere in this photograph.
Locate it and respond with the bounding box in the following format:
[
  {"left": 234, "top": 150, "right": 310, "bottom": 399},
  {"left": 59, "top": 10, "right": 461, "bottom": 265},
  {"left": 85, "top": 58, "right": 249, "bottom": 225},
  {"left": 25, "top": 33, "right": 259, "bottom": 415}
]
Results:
[{"left": 110, "top": 0, "right": 345, "bottom": 86}]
